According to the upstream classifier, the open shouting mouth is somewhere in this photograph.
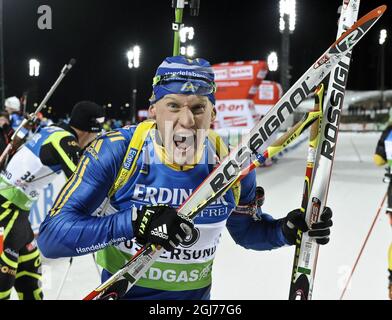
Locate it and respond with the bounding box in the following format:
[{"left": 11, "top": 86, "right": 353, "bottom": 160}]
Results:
[{"left": 173, "top": 133, "right": 196, "bottom": 153}]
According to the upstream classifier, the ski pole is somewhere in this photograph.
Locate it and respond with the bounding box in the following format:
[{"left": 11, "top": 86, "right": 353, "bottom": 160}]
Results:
[
  {"left": 350, "top": 137, "right": 363, "bottom": 163},
  {"left": 0, "top": 58, "right": 76, "bottom": 169},
  {"left": 56, "top": 257, "right": 73, "bottom": 300},
  {"left": 91, "top": 253, "right": 101, "bottom": 278},
  {"left": 339, "top": 191, "right": 388, "bottom": 300}
]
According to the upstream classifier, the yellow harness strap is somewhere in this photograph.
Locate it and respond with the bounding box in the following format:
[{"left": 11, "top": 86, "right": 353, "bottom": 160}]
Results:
[{"left": 108, "top": 120, "right": 156, "bottom": 198}]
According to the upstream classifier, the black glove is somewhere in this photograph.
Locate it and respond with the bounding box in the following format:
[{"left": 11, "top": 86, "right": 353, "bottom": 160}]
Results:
[
  {"left": 255, "top": 186, "right": 265, "bottom": 208},
  {"left": 132, "top": 205, "right": 194, "bottom": 251},
  {"left": 281, "top": 207, "right": 333, "bottom": 245}
]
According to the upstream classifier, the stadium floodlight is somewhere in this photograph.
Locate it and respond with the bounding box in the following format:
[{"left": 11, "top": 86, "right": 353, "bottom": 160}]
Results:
[
  {"left": 133, "top": 45, "right": 140, "bottom": 68},
  {"left": 29, "top": 59, "right": 40, "bottom": 77},
  {"left": 279, "top": 0, "right": 296, "bottom": 33},
  {"left": 187, "top": 27, "right": 194, "bottom": 40},
  {"left": 180, "top": 26, "right": 194, "bottom": 43},
  {"left": 267, "top": 52, "right": 278, "bottom": 72},
  {"left": 126, "top": 45, "right": 141, "bottom": 123},
  {"left": 186, "top": 45, "right": 195, "bottom": 57},
  {"left": 180, "top": 45, "right": 195, "bottom": 58},
  {"left": 379, "top": 29, "right": 387, "bottom": 45},
  {"left": 127, "top": 45, "right": 141, "bottom": 69},
  {"left": 127, "top": 50, "right": 134, "bottom": 69}
]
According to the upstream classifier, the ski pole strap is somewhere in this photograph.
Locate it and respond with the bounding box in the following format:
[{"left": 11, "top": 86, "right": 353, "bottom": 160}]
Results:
[{"left": 232, "top": 186, "right": 264, "bottom": 217}]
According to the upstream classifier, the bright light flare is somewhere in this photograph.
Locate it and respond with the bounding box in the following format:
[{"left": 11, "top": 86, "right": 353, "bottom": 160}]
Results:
[
  {"left": 279, "top": 0, "right": 296, "bottom": 32},
  {"left": 133, "top": 45, "right": 141, "bottom": 68},
  {"left": 379, "top": 29, "right": 387, "bottom": 45},
  {"left": 180, "top": 45, "right": 195, "bottom": 57},
  {"left": 267, "top": 52, "right": 278, "bottom": 72},
  {"left": 127, "top": 45, "right": 141, "bottom": 69},
  {"left": 186, "top": 45, "right": 195, "bottom": 57},
  {"left": 29, "top": 59, "right": 40, "bottom": 77},
  {"left": 180, "top": 26, "right": 195, "bottom": 43}
]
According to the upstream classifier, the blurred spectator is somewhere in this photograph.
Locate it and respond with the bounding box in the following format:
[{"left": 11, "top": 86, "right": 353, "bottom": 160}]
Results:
[
  {"left": 4, "top": 96, "right": 24, "bottom": 131},
  {"left": 0, "top": 111, "right": 13, "bottom": 154},
  {"left": 112, "top": 119, "right": 123, "bottom": 129},
  {"left": 103, "top": 120, "right": 112, "bottom": 132}
]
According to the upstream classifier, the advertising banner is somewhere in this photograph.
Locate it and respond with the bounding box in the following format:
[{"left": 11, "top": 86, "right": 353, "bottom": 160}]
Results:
[{"left": 253, "top": 80, "right": 283, "bottom": 117}]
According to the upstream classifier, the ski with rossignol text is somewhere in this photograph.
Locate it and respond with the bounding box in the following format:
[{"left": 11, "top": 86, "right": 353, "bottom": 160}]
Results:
[
  {"left": 288, "top": 0, "right": 361, "bottom": 300},
  {"left": 288, "top": 83, "right": 325, "bottom": 300},
  {"left": 83, "top": 4, "right": 386, "bottom": 300}
]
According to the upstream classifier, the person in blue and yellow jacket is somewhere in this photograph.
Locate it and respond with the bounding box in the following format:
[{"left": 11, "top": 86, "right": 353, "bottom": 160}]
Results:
[
  {"left": 0, "top": 101, "right": 104, "bottom": 300},
  {"left": 38, "top": 56, "right": 333, "bottom": 300},
  {"left": 373, "top": 124, "right": 392, "bottom": 299}
]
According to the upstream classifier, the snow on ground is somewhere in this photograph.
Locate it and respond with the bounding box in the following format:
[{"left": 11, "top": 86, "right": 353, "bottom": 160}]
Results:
[{"left": 11, "top": 132, "right": 390, "bottom": 300}]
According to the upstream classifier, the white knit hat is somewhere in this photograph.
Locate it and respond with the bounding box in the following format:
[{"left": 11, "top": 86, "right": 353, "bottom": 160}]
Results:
[{"left": 4, "top": 96, "right": 21, "bottom": 112}]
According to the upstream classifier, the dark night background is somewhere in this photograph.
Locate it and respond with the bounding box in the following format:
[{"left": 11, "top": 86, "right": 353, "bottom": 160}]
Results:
[{"left": 2, "top": 0, "right": 392, "bottom": 119}]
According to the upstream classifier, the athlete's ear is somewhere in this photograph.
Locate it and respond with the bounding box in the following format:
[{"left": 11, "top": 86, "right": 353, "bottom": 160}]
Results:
[
  {"left": 149, "top": 105, "right": 156, "bottom": 119},
  {"left": 211, "top": 107, "right": 216, "bottom": 122}
]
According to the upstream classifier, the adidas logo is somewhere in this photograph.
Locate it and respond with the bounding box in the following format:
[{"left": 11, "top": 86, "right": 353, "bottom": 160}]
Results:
[{"left": 151, "top": 224, "right": 169, "bottom": 240}]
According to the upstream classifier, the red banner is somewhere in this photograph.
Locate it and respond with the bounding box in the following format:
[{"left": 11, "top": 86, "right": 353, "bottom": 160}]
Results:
[{"left": 213, "top": 60, "right": 268, "bottom": 100}]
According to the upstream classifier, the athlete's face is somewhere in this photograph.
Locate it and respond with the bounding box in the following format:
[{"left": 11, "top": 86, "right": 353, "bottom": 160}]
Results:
[{"left": 149, "top": 94, "right": 215, "bottom": 166}]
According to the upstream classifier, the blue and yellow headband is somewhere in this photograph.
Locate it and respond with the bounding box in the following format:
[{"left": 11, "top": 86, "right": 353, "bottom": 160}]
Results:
[{"left": 149, "top": 56, "right": 216, "bottom": 105}]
